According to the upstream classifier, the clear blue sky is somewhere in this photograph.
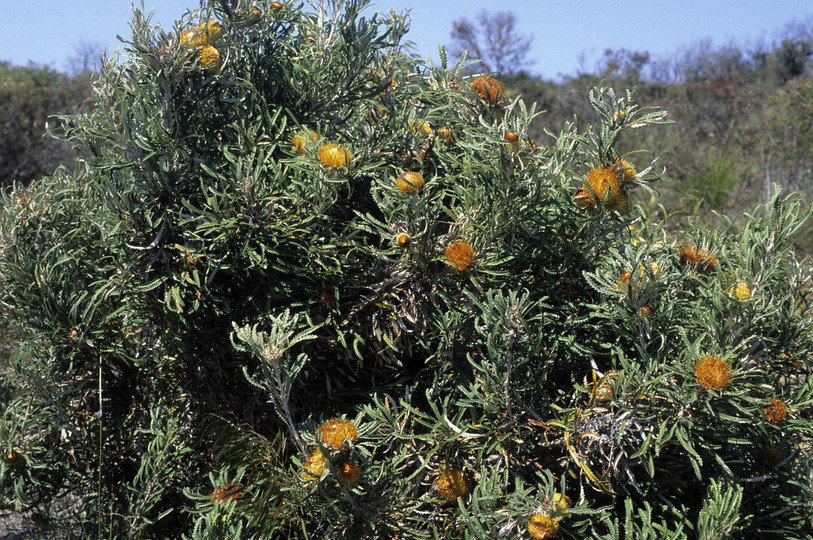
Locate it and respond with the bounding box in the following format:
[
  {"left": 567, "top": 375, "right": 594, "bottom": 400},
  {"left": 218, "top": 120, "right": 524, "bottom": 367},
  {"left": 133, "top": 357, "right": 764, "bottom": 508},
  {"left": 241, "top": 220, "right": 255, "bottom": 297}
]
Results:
[{"left": 2, "top": 0, "right": 811, "bottom": 80}]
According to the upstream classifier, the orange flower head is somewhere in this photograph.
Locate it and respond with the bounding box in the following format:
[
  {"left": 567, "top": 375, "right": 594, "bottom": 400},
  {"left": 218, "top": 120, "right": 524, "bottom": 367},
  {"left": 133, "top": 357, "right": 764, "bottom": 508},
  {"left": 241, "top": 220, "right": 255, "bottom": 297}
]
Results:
[
  {"left": 470, "top": 76, "right": 504, "bottom": 105},
  {"left": 577, "top": 167, "right": 627, "bottom": 214},
  {"left": 395, "top": 171, "right": 424, "bottom": 193},
  {"left": 613, "top": 158, "right": 637, "bottom": 182},
  {"left": 197, "top": 46, "right": 222, "bottom": 74},
  {"left": 318, "top": 144, "right": 353, "bottom": 168},
  {"left": 764, "top": 398, "right": 788, "bottom": 425},
  {"left": 290, "top": 129, "right": 319, "bottom": 154},
  {"left": 396, "top": 233, "right": 411, "bottom": 248},
  {"left": 336, "top": 462, "right": 362, "bottom": 486},
  {"left": 695, "top": 355, "right": 732, "bottom": 390},
  {"left": 271, "top": 2, "right": 284, "bottom": 10},
  {"left": 638, "top": 305, "right": 654, "bottom": 317},
  {"left": 528, "top": 514, "right": 560, "bottom": 539},
  {"left": 444, "top": 241, "right": 475, "bottom": 272},
  {"left": 209, "top": 482, "right": 243, "bottom": 504},
  {"left": 317, "top": 418, "right": 357, "bottom": 449},
  {"left": 303, "top": 448, "right": 326, "bottom": 478},
  {"left": 435, "top": 467, "right": 472, "bottom": 501}
]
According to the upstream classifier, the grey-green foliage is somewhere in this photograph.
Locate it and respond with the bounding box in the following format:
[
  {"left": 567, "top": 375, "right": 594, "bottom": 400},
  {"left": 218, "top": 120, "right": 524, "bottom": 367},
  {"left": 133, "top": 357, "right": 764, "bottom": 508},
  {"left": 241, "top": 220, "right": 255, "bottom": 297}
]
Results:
[{"left": 0, "top": 0, "right": 811, "bottom": 538}]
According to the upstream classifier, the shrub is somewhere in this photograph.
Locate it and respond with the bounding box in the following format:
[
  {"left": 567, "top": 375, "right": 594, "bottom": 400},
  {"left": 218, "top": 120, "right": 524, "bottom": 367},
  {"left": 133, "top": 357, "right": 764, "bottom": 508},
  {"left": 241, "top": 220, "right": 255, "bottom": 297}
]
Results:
[{"left": 0, "top": 1, "right": 811, "bottom": 538}]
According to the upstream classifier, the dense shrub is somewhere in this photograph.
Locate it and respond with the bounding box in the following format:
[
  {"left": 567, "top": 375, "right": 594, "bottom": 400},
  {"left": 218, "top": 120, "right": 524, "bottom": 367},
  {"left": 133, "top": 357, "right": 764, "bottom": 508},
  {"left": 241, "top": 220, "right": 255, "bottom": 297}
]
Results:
[{"left": 1, "top": 1, "right": 811, "bottom": 538}]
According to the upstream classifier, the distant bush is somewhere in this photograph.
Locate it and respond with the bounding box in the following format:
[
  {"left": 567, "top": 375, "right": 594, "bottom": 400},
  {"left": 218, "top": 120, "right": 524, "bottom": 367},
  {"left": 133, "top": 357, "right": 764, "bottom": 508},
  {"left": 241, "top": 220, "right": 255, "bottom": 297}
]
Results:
[{"left": 0, "top": 1, "right": 811, "bottom": 538}]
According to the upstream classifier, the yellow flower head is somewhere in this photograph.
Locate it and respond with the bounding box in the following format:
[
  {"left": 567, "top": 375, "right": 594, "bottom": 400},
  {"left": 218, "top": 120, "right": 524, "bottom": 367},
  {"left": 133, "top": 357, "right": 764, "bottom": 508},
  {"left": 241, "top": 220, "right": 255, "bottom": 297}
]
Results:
[
  {"left": 637, "top": 262, "right": 661, "bottom": 280},
  {"left": 336, "top": 461, "right": 362, "bottom": 486},
  {"left": 551, "top": 493, "right": 571, "bottom": 514},
  {"left": 290, "top": 129, "right": 319, "bottom": 155},
  {"left": 728, "top": 281, "right": 751, "bottom": 299},
  {"left": 181, "top": 28, "right": 208, "bottom": 50},
  {"left": 197, "top": 46, "right": 222, "bottom": 74},
  {"left": 210, "top": 482, "right": 243, "bottom": 504},
  {"left": 764, "top": 398, "right": 788, "bottom": 425},
  {"left": 410, "top": 119, "right": 433, "bottom": 137},
  {"left": 396, "top": 233, "right": 411, "bottom": 248},
  {"left": 203, "top": 20, "right": 222, "bottom": 42},
  {"left": 470, "top": 75, "right": 504, "bottom": 105},
  {"left": 444, "top": 241, "right": 474, "bottom": 272},
  {"left": 528, "top": 514, "right": 560, "bottom": 539},
  {"left": 317, "top": 418, "right": 357, "bottom": 449},
  {"left": 395, "top": 171, "right": 424, "bottom": 193},
  {"left": 695, "top": 355, "right": 732, "bottom": 390},
  {"left": 303, "top": 448, "right": 326, "bottom": 478},
  {"left": 318, "top": 144, "right": 353, "bottom": 168},
  {"left": 435, "top": 467, "right": 472, "bottom": 501}
]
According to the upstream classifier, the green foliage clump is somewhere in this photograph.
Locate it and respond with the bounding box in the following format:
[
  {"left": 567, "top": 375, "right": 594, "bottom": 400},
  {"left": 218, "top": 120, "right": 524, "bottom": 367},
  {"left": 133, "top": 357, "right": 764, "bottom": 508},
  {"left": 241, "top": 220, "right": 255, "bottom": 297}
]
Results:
[{"left": 0, "top": 1, "right": 811, "bottom": 538}]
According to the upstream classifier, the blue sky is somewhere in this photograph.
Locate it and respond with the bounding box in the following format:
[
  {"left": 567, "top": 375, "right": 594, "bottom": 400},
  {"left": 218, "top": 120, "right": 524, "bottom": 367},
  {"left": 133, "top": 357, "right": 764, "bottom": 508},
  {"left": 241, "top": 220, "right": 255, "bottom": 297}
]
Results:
[{"left": 2, "top": 0, "right": 811, "bottom": 80}]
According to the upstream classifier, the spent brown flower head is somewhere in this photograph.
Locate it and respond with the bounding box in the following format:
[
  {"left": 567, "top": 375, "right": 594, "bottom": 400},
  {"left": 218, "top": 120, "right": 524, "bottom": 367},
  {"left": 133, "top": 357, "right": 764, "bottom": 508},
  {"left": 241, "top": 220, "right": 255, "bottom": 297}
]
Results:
[
  {"left": 764, "top": 398, "right": 788, "bottom": 425},
  {"left": 317, "top": 418, "right": 357, "bottom": 449},
  {"left": 434, "top": 467, "right": 472, "bottom": 501},
  {"left": 678, "top": 243, "right": 717, "bottom": 272},
  {"left": 396, "top": 233, "right": 411, "bottom": 248},
  {"left": 470, "top": 76, "right": 504, "bottom": 105},
  {"left": 695, "top": 355, "right": 732, "bottom": 390},
  {"left": 336, "top": 462, "right": 362, "bottom": 486},
  {"left": 527, "top": 514, "right": 560, "bottom": 539},
  {"left": 444, "top": 241, "right": 474, "bottom": 272}
]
